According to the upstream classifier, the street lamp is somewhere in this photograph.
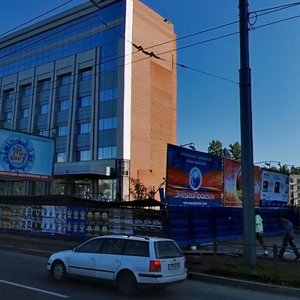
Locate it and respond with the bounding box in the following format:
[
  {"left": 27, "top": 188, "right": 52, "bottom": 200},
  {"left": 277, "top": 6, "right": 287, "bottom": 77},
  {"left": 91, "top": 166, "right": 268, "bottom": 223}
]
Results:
[{"left": 180, "top": 142, "right": 196, "bottom": 150}]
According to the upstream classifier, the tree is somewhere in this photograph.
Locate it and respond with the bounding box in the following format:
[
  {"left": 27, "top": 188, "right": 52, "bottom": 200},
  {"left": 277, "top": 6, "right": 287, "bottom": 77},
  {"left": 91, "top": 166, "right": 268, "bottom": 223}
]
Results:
[
  {"left": 129, "top": 177, "right": 154, "bottom": 200},
  {"left": 290, "top": 166, "right": 300, "bottom": 175},
  {"left": 229, "top": 142, "right": 241, "bottom": 160},
  {"left": 208, "top": 139, "right": 241, "bottom": 160},
  {"left": 208, "top": 140, "right": 223, "bottom": 157}
]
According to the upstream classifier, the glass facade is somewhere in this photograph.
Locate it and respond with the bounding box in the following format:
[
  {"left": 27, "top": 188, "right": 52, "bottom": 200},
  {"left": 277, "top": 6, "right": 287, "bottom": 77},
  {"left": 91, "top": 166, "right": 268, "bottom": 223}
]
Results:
[{"left": 0, "top": 0, "right": 126, "bottom": 200}]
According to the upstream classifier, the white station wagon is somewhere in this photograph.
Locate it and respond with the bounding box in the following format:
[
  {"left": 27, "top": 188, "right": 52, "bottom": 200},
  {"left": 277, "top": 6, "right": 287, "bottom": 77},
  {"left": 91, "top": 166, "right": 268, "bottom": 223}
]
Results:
[{"left": 47, "top": 235, "right": 187, "bottom": 295}]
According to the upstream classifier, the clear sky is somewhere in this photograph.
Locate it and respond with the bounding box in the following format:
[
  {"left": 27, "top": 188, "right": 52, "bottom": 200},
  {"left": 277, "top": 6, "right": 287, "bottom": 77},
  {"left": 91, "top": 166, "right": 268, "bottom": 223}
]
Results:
[{"left": 1, "top": 0, "right": 300, "bottom": 167}]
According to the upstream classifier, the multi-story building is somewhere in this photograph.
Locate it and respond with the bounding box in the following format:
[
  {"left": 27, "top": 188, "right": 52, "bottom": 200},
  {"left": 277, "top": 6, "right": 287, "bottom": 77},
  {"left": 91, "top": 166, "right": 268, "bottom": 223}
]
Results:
[
  {"left": 0, "top": 0, "right": 177, "bottom": 200},
  {"left": 289, "top": 174, "right": 300, "bottom": 207}
]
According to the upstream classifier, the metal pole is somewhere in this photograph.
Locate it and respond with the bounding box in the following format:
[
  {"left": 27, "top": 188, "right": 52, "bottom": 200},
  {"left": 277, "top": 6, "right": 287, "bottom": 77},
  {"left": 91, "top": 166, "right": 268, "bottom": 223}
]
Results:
[{"left": 239, "top": 0, "right": 256, "bottom": 265}]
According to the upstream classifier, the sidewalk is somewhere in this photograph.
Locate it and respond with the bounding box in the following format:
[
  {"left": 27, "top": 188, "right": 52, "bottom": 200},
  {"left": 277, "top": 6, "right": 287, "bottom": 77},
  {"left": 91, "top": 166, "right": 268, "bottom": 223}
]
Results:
[{"left": 185, "top": 232, "right": 300, "bottom": 260}]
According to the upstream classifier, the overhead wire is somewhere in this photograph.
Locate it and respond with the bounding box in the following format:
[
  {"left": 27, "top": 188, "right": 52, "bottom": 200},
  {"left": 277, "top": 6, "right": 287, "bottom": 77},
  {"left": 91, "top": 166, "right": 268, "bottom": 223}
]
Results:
[
  {"left": 0, "top": 0, "right": 300, "bottom": 104},
  {"left": 0, "top": 0, "right": 76, "bottom": 38}
]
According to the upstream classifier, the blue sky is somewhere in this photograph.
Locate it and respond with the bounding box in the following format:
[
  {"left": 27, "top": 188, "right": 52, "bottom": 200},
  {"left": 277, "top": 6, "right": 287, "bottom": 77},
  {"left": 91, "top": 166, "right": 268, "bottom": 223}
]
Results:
[{"left": 1, "top": 1, "right": 300, "bottom": 167}]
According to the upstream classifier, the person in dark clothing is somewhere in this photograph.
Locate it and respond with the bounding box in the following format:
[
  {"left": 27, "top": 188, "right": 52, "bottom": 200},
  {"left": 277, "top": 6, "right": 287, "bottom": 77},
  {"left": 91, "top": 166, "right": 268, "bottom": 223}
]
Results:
[{"left": 278, "top": 214, "right": 300, "bottom": 260}]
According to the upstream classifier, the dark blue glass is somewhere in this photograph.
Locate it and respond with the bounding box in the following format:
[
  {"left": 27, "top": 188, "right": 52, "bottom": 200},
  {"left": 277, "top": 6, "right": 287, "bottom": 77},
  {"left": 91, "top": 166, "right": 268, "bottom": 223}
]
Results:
[{"left": 0, "top": 0, "right": 125, "bottom": 77}]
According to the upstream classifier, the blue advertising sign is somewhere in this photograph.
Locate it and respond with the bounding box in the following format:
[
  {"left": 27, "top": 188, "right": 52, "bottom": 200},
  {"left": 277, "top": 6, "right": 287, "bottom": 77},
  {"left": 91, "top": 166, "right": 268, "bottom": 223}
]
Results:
[
  {"left": 0, "top": 129, "right": 54, "bottom": 181},
  {"left": 165, "top": 144, "right": 223, "bottom": 206}
]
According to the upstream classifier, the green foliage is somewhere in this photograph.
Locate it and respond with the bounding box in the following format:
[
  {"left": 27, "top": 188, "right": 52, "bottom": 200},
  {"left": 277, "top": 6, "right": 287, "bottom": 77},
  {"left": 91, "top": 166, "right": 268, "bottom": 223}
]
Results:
[
  {"left": 229, "top": 142, "right": 241, "bottom": 160},
  {"left": 208, "top": 139, "right": 241, "bottom": 160},
  {"left": 208, "top": 140, "right": 224, "bottom": 157},
  {"left": 291, "top": 166, "right": 300, "bottom": 175},
  {"left": 129, "top": 177, "right": 154, "bottom": 200}
]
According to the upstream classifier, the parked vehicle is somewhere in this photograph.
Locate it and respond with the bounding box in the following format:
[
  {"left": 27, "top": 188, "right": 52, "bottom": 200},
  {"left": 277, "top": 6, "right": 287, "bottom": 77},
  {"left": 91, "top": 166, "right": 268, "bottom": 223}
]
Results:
[{"left": 47, "top": 235, "right": 187, "bottom": 295}]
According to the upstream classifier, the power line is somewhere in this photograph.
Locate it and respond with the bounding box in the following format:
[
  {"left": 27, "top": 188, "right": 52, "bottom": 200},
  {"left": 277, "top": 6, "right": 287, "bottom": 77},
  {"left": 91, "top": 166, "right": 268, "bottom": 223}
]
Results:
[
  {"left": 0, "top": 0, "right": 300, "bottom": 97},
  {"left": 0, "top": 0, "right": 75, "bottom": 38},
  {"left": 176, "top": 62, "right": 239, "bottom": 85}
]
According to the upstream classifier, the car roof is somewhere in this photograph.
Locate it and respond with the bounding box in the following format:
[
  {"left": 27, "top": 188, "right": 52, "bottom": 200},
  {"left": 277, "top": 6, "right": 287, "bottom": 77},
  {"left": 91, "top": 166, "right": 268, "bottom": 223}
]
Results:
[{"left": 89, "top": 235, "right": 173, "bottom": 242}]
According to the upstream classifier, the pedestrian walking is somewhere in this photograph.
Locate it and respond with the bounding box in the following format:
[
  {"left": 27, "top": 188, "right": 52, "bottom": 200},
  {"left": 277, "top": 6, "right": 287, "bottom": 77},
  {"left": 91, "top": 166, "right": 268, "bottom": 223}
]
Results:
[
  {"left": 278, "top": 214, "right": 300, "bottom": 260},
  {"left": 255, "top": 213, "right": 269, "bottom": 255}
]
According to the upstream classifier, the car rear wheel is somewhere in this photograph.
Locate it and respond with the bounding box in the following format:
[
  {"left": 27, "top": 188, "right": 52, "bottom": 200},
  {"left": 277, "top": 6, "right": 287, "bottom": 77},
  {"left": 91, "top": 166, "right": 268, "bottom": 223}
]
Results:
[
  {"left": 51, "top": 260, "right": 66, "bottom": 281},
  {"left": 117, "top": 270, "right": 137, "bottom": 296}
]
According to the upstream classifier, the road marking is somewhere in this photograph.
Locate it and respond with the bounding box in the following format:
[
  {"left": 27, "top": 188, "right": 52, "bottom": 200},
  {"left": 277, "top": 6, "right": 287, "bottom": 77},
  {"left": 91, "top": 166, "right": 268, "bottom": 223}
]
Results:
[{"left": 0, "top": 279, "right": 69, "bottom": 298}]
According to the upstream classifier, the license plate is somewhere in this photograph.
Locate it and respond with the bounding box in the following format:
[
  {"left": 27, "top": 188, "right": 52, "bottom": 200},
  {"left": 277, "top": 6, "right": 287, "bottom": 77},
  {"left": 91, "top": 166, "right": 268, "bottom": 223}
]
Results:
[{"left": 168, "top": 263, "right": 180, "bottom": 270}]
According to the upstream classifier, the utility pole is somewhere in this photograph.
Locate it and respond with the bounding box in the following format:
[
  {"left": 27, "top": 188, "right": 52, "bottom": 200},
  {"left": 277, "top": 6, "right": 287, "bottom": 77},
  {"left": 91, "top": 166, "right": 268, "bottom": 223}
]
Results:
[{"left": 239, "top": 0, "right": 256, "bottom": 265}]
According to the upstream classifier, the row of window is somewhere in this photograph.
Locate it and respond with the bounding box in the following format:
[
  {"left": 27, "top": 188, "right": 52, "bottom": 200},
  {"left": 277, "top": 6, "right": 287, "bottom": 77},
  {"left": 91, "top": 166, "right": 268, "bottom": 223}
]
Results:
[
  {"left": 2, "top": 86, "right": 117, "bottom": 111},
  {"left": 56, "top": 146, "right": 117, "bottom": 162},
  {"left": 2, "top": 92, "right": 117, "bottom": 121},
  {"left": 5, "top": 117, "right": 117, "bottom": 135}
]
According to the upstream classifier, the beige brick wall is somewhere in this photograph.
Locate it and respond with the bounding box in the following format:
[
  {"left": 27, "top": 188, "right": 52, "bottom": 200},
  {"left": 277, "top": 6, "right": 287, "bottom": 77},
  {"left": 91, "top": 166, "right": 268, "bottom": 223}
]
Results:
[{"left": 130, "top": 0, "right": 177, "bottom": 198}]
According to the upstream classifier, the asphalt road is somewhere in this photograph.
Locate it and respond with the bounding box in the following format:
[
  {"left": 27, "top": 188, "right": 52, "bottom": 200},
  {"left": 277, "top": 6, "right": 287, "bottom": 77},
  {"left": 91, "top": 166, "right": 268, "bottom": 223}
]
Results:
[{"left": 0, "top": 249, "right": 299, "bottom": 300}]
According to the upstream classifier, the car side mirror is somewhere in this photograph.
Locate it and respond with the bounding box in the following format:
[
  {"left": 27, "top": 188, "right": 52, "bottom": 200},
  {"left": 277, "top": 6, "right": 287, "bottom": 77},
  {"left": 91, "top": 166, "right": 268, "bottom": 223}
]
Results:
[{"left": 73, "top": 247, "right": 79, "bottom": 252}]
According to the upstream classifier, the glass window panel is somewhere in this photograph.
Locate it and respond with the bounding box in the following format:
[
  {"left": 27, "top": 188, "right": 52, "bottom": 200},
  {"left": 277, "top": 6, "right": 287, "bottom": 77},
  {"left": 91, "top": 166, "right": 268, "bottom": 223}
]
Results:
[
  {"left": 38, "top": 79, "right": 51, "bottom": 92},
  {"left": 97, "top": 146, "right": 117, "bottom": 159},
  {"left": 80, "top": 150, "right": 90, "bottom": 161},
  {"left": 58, "top": 125, "right": 67, "bottom": 136},
  {"left": 79, "top": 122, "right": 91, "bottom": 134},
  {"left": 22, "top": 108, "right": 29, "bottom": 118},
  {"left": 57, "top": 152, "right": 66, "bottom": 163},
  {"left": 58, "top": 73, "right": 71, "bottom": 86},
  {"left": 6, "top": 111, "right": 12, "bottom": 121},
  {"left": 79, "top": 68, "right": 92, "bottom": 80},
  {"left": 78, "top": 95, "right": 91, "bottom": 107},
  {"left": 58, "top": 99, "right": 69, "bottom": 111},
  {"left": 40, "top": 104, "right": 49, "bottom": 114},
  {"left": 99, "top": 117, "right": 117, "bottom": 130},
  {"left": 99, "top": 88, "right": 118, "bottom": 102}
]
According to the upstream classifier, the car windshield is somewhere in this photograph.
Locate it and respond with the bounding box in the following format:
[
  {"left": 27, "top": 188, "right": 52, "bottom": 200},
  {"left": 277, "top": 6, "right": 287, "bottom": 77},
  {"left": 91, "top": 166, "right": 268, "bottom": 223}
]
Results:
[{"left": 154, "top": 241, "right": 183, "bottom": 259}]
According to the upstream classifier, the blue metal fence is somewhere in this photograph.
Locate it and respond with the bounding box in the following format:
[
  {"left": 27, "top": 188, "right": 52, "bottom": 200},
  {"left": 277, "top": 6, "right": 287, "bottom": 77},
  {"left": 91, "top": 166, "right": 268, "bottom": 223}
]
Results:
[{"left": 167, "top": 206, "right": 294, "bottom": 247}]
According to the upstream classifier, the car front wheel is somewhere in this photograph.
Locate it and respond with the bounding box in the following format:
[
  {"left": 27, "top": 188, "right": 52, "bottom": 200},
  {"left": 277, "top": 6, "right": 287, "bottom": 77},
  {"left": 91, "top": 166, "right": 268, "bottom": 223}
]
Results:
[
  {"left": 51, "top": 260, "right": 66, "bottom": 281},
  {"left": 117, "top": 270, "right": 137, "bottom": 296}
]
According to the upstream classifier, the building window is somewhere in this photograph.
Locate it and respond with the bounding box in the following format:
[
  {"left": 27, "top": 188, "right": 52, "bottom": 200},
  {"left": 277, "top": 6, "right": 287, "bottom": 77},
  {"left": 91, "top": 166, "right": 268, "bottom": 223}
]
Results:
[
  {"left": 79, "top": 68, "right": 92, "bottom": 80},
  {"left": 98, "top": 147, "right": 117, "bottom": 159},
  {"left": 99, "top": 117, "right": 117, "bottom": 130},
  {"left": 22, "top": 108, "right": 29, "bottom": 118},
  {"left": 19, "top": 84, "right": 32, "bottom": 97},
  {"left": 100, "top": 88, "right": 118, "bottom": 102},
  {"left": 39, "top": 129, "right": 49, "bottom": 136},
  {"left": 38, "top": 79, "right": 51, "bottom": 92},
  {"left": 79, "top": 150, "right": 90, "bottom": 161},
  {"left": 58, "top": 99, "right": 69, "bottom": 111},
  {"left": 58, "top": 73, "right": 71, "bottom": 86},
  {"left": 40, "top": 104, "right": 49, "bottom": 115},
  {"left": 78, "top": 95, "right": 91, "bottom": 107},
  {"left": 79, "top": 122, "right": 91, "bottom": 134},
  {"left": 3, "top": 89, "right": 14, "bottom": 100},
  {"left": 6, "top": 111, "right": 12, "bottom": 121},
  {"left": 58, "top": 125, "right": 68, "bottom": 136},
  {"left": 297, "top": 179, "right": 300, "bottom": 184},
  {"left": 57, "top": 152, "right": 66, "bottom": 163}
]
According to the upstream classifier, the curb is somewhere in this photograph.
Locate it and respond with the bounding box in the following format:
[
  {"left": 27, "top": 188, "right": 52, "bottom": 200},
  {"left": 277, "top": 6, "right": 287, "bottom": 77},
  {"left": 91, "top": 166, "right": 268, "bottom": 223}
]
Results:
[{"left": 188, "top": 272, "right": 300, "bottom": 297}]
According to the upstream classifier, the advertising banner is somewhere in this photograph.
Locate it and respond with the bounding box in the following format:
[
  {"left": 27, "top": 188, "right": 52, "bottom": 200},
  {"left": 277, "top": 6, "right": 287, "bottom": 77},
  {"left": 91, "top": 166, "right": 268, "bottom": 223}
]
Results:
[
  {"left": 0, "top": 128, "right": 54, "bottom": 181},
  {"left": 224, "top": 158, "right": 261, "bottom": 207},
  {"left": 165, "top": 144, "right": 223, "bottom": 206},
  {"left": 260, "top": 170, "right": 289, "bottom": 207}
]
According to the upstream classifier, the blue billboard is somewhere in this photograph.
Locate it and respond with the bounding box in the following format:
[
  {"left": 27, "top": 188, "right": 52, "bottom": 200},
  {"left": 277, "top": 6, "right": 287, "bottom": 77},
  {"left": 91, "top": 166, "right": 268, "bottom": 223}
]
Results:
[
  {"left": 165, "top": 144, "right": 223, "bottom": 206},
  {"left": 0, "top": 129, "right": 54, "bottom": 181}
]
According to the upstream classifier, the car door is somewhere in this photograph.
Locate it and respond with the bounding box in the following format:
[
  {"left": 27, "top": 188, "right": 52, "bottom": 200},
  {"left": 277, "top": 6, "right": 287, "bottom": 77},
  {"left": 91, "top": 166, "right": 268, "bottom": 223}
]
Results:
[
  {"left": 68, "top": 238, "right": 104, "bottom": 278},
  {"left": 94, "top": 238, "right": 125, "bottom": 280}
]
